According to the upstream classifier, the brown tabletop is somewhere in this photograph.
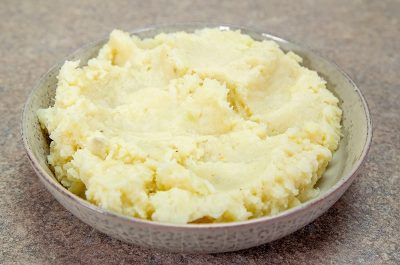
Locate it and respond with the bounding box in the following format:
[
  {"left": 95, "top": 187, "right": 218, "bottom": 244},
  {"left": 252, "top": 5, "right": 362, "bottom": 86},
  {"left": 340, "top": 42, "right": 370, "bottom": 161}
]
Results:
[{"left": 1, "top": 0, "right": 399, "bottom": 264}]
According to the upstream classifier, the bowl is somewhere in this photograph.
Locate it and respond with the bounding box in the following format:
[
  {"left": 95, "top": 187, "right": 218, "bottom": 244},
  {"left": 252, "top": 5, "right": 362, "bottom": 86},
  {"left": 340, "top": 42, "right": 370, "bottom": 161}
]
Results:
[{"left": 22, "top": 24, "right": 372, "bottom": 253}]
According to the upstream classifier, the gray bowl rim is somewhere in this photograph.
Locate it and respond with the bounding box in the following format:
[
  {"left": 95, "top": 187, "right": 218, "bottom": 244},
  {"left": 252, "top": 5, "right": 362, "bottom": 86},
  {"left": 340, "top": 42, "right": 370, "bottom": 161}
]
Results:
[{"left": 22, "top": 23, "right": 373, "bottom": 229}]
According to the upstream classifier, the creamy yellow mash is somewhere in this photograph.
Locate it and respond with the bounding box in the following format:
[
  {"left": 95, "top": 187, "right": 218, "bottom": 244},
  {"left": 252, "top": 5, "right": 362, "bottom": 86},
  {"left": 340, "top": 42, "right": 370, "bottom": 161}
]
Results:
[{"left": 38, "top": 29, "right": 342, "bottom": 224}]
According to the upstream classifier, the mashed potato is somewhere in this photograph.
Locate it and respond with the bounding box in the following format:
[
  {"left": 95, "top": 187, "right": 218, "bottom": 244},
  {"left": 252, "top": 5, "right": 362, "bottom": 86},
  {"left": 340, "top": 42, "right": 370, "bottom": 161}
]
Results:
[{"left": 38, "top": 28, "right": 342, "bottom": 224}]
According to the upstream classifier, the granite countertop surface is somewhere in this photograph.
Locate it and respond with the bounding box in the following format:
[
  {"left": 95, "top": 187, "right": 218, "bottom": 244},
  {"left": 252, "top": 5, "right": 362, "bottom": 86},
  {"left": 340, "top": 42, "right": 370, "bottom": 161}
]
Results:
[{"left": 1, "top": 0, "right": 399, "bottom": 264}]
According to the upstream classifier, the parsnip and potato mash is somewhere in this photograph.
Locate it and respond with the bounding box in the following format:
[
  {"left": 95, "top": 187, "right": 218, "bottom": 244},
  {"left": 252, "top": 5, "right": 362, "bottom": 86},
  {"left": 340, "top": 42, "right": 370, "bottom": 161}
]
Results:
[{"left": 38, "top": 28, "right": 342, "bottom": 224}]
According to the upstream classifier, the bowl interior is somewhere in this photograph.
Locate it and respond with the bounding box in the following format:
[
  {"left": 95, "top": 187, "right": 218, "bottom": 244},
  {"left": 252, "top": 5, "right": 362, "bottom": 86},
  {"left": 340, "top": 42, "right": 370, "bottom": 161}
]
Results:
[{"left": 23, "top": 25, "right": 370, "bottom": 214}]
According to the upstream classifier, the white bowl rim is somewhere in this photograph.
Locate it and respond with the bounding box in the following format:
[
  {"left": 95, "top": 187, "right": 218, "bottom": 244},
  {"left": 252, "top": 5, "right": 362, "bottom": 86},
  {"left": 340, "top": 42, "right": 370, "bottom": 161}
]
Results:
[{"left": 22, "top": 23, "right": 373, "bottom": 229}]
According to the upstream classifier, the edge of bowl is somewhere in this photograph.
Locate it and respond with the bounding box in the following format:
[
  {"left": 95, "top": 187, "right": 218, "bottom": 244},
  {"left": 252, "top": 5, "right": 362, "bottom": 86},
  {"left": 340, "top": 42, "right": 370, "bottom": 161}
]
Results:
[{"left": 21, "top": 23, "right": 373, "bottom": 229}]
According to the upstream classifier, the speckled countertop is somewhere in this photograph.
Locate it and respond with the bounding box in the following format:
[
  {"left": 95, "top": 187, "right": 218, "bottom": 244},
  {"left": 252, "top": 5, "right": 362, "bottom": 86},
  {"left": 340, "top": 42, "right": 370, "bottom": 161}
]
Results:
[{"left": 0, "top": 0, "right": 399, "bottom": 264}]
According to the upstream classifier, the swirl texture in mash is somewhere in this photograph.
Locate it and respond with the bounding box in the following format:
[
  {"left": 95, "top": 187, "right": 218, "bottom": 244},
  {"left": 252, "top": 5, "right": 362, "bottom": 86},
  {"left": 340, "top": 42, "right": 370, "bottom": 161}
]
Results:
[{"left": 38, "top": 29, "right": 342, "bottom": 224}]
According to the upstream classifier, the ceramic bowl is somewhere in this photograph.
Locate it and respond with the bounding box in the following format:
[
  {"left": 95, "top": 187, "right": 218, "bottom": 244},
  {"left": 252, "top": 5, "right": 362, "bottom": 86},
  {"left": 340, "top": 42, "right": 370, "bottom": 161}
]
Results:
[{"left": 22, "top": 24, "right": 372, "bottom": 253}]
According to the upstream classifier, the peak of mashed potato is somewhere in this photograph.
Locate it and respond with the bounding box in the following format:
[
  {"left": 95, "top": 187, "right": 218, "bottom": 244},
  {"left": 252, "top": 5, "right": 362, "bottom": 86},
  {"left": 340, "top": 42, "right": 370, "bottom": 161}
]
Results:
[{"left": 38, "top": 28, "right": 342, "bottom": 224}]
